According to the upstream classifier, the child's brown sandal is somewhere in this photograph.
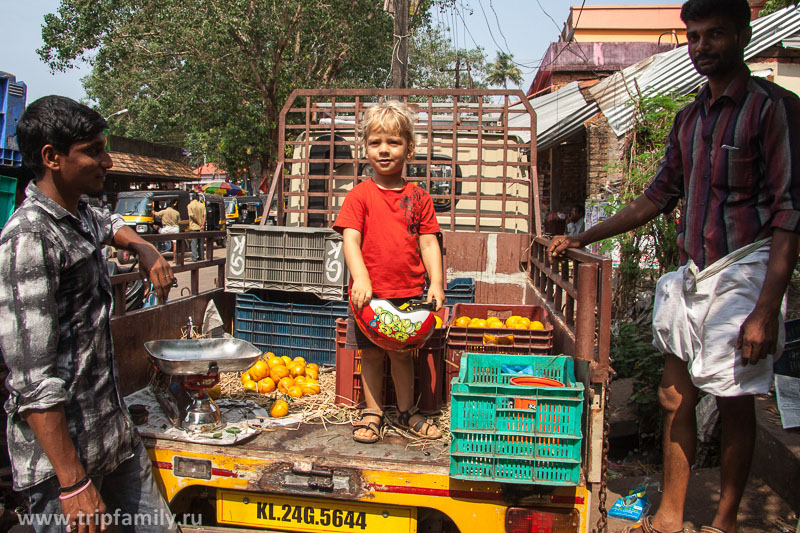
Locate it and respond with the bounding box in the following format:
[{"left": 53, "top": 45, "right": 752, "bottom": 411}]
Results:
[
  {"left": 396, "top": 406, "right": 441, "bottom": 439},
  {"left": 352, "top": 409, "right": 384, "bottom": 444}
]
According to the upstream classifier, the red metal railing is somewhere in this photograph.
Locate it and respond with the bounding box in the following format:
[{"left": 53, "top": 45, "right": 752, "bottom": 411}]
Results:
[
  {"left": 528, "top": 236, "right": 612, "bottom": 383},
  {"left": 264, "top": 89, "right": 540, "bottom": 235}
]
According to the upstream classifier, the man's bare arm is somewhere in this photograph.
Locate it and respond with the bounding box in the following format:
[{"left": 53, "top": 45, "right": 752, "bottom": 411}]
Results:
[
  {"left": 112, "top": 225, "right": 173, "bottom": 303},
  {"left": 737, "top": 228, "right": 800, "bottom": 364}
]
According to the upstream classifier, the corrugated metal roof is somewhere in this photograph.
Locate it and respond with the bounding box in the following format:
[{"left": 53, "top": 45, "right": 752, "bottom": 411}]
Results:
[
  {"left": 589, "top": 6, "right": 800, "bottom": 136},
  {"left": 109, "top": 152, "right": 196, "bottom": 182},
  {"left": 783, "top": 36, "right": 800, "bottom": 49},
  {"left": 509, "top": 81, "right": 600, "bottom": 150}
]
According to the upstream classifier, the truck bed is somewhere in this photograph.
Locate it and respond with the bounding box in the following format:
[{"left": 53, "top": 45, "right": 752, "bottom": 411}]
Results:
[{"left": 146, "top": 421, "right": 451, "bottom": 474}]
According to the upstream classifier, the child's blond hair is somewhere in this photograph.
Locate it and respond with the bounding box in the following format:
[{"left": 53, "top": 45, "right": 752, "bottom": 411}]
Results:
[{"left": 360, "top": 100, "right": 416, "bottom": 157}]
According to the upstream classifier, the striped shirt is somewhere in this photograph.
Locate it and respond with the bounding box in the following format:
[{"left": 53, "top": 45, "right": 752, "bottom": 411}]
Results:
[
  {"left": 644, "top": 72, "right": 800, "bottom": 270},
  {"left": 0, "top": 182, "right": 138, "bottom": 490}
]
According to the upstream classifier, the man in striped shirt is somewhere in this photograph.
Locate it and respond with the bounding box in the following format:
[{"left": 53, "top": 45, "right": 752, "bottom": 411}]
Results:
[{"left": 550, "top": 0, "right": 800, "bottom": 532}]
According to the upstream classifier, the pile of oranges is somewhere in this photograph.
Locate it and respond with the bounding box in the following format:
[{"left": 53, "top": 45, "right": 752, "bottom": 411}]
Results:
[
  {"left": 240, "top": 352, "right": 321, "bottom": 417},
  {"left": 453, "top": 315, "right": 545, "bottom": 330}
]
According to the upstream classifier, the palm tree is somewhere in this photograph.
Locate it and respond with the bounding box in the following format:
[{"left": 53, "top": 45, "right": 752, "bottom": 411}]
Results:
[{"left": 486, "top": 52, "right": 523, "bottom": 89}]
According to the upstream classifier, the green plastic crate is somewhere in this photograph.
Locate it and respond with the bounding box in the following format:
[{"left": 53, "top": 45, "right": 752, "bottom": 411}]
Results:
[
  {"left": 0, "top": 175, "right": 17, "bottom": 228},
  {"left": 449, "top": 353, "right": 584, "bottom": 486}
]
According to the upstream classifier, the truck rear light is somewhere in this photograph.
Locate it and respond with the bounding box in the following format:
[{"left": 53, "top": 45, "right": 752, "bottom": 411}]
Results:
[
  {"left": 505, "top": 507, "right": 579, "bottom": 533},
  {"left": 174, "top": 457, "right": 212, "bottom": 480}
]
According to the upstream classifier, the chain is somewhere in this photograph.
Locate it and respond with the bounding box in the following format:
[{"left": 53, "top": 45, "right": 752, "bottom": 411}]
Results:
[{"left": 593, "top": 376, "right": 612, "bottom": 533}]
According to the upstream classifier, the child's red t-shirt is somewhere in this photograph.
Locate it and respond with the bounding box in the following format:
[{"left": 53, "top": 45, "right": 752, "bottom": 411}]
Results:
[{"left": 333, "top": 179, "right": 440, "bottom": 298}]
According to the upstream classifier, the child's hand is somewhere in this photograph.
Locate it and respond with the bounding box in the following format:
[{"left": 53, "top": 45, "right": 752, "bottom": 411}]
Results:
[
  {"left": 426, "top": 284, "right": 445, "bottom": 312},
  {"left": 350, "top": 277, "right": 373, "bottom": 311}
]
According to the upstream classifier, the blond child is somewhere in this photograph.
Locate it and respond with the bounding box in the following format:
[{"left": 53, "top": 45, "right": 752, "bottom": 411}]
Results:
[{"left": 333, "top": 101, "right": 445, "bottom": 443}]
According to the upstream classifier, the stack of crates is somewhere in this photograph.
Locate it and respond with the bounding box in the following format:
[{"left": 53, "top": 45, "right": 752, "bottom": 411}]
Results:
[
  {"left": 228, "top": 225, "right": 349, "bottom": 366},
  {"left": 1, "top": 73, "right": 26, "bottom": 168},
  {"left": 444, "top": 303, "right": 554, "bottom": 402},
  {"left": 449, "top": 352, "right": 584, "bottom": 485},
  {"left": 333, "top": 307, "right": 450, "bottom": 414}
]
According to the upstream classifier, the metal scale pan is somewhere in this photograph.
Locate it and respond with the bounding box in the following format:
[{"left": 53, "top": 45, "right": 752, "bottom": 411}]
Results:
[
  {"left": 144, "top": 338, "right": 261, "bottom": 375},
  {"left": 142, "top": 338, "right": 262, "bottom": 433}
]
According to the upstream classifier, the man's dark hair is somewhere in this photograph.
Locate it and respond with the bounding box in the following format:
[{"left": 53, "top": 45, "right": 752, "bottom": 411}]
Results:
[
  {"left": 571, "top": 205, "right": 585, "bottom": 218},
  {"left": 680, "top": 0, "right": 752, "bottom": 31},
  {"left": 16, "top": 96, "right": 108, "bottom": 177}
]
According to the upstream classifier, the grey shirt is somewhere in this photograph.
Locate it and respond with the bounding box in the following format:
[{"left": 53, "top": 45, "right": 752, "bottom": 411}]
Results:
[{"left": 0, "top": 182, "right": 138, "bottom": 490}]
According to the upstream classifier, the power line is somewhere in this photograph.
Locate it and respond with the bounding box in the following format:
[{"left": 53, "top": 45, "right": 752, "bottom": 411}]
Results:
[{"left": 489, "top": 0, "right": 511, "bottom": 53}]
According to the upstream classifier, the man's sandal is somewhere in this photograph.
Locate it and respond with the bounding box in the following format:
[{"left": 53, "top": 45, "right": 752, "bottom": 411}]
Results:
[
  {"left": 396, "top": 406, "right": 442, "bottom": 439},
  {"left": 353, "top": 409, "right": 384, "bottom": 444},
  {"left": 624, "top": 516, "right": 684, "bottom": 533},
  {"left": 699, "top": 527, "right": 726, "bottom": 533}
]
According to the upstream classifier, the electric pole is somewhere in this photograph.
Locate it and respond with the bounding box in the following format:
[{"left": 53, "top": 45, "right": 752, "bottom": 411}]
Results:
[{"left": 391, "top": 0, "right": 409, "bottom": 88}]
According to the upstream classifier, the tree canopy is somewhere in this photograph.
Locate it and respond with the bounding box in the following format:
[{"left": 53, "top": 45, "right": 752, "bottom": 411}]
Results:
[{"left": 38, "top": 0, "right": 486, "bottom": 187}]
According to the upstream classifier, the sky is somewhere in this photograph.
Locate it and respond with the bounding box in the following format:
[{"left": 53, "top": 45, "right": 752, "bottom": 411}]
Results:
[{"left": 2, "top": 0, "right": 682, "bottom": 104}]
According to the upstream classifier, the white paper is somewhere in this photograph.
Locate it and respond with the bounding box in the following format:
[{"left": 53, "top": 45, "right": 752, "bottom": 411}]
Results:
[{"left": 774, "top": 374, "right": 800, "bottom": 429}]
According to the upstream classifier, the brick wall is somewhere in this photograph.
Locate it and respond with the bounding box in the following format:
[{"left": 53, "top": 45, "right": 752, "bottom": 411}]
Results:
[
  {"left": 551, "top": 131, "right": 587, "bottom": 211},
  {"left": 586, "top": 114, "right": 625, "bottom": 201}
]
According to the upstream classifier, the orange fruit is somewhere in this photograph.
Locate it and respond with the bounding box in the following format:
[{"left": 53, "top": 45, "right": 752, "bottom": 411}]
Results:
[
  {"left": 304, "top": 366, "right": 319, "bottom": 380},
  {"left": 281, "top": 356, "right": 293, "bottom": 367},
  {"left": 289, "top": 363, "right": 305, "bottom": 377},
  {"left": 294, "top": 375, "right": 307, "bottom": 385},
  {"left": 304, "top": 377, "right": 319, "bottom": 385},
  {"left": 278, "top": 376, "right": 295, "bottom": 393},
  {"left": 262, "top": 351, "right": 275, "bottom": 361},
  {"left": 287, "top": 386, "right": 304, "bottom": 398},
  {"left": 306, "top": 363, "right": 319, "bottom": 373},
  {"left": 530, "top": 320, "right": 545, "bottom": 330},
  {"left": 270, "top": 399, "right": 289, "bottom": 418},
  {"left": 454, "top": 316, "right": 471, "bottom": 327},
  {"left": 242, "top": 380, "right": 258, "bottom": 392},
  {"left": 270, "top": 365, "right": 289, "bottom": 382},
  {"left": 267, "top": 356, "right": 284, "bottom": 369},
  {"left": 302, "top": 383, "right": 321, "bottom": 395},
  {"left": 470, "top": 318, "right": 487, "bottom": 327},
  {"left": 506, "top": 316, "right": 522, "bottom": 328},
  {"left": 240, "top": 371, "right": 252, "bottom": 384},
  {"left": 519, "top": 317, "right": 531, "bottom": 328},
  {"left": 258, "top": 377, "right": 276, "bottom": 394},
  {"left": 293, "top": 356, "right": 306, "bottom": 365},
  {"left": 434, "top": 316, "right": 443, "bottom": 328},
  {"left": 249, "top": 360, "right": 269, "bottom": 381}
]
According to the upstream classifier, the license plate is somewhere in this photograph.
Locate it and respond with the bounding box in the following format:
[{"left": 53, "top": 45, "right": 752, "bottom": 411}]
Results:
[{"left": 217, "top": 490, "right": 416, "bottom": 533}]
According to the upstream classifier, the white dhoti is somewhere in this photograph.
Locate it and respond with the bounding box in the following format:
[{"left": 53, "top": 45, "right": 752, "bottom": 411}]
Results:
[{"left": 651, "top": 240, "right": 785, "bottom": 396}]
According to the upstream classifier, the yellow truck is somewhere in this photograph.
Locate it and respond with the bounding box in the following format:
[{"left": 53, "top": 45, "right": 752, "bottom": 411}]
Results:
[{"left": 108, "top": 89, "right": 613, "bottom": 533}]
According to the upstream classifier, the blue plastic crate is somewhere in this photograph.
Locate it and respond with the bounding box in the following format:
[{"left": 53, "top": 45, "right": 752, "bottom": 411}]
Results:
[
  {"left": 424, "top": 277, "right": 475, "bottom": 305},
  {"left": 445, "top": 277, "right": 475, "bottom": 304},
  {"left": 234, "top": 292, "right": 348, "bottom": 366},
  {"left": 0, "top": 148, "right": 22, "bottom": 168},
  {"left": 449, "top": 353, "right": 584, "bottom": 486}
]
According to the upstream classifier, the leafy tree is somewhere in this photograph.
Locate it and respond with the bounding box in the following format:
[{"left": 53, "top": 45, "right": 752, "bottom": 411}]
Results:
[
  {"left": 38, "top": 0, "right": 396, "bottom": 188},
  {"left": 409, "top": 24, "right": 488, "bottom": 90},
  {"left": 760, "top": 0, "right": 798, "bottom": 15},
  {"left": 485, "top": 52, "right": 523, "bottom": 89}
]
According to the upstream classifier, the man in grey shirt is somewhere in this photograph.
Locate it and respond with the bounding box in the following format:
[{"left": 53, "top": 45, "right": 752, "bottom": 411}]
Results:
[{"left": 0, "top": 96, "right": 177, "bottom": 532}]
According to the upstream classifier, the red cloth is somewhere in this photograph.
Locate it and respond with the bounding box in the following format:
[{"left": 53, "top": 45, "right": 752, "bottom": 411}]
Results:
[{"left": 333, "top": 179, "right": 440, "bottom": 298}]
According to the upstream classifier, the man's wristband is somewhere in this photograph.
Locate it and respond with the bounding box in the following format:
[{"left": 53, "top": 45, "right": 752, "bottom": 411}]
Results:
[{"left": 59, "top": 475, "right": 89, "bottom": 494}]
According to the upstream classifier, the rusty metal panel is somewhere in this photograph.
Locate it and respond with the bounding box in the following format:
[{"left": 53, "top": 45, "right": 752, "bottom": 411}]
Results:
[
  {"left": 265, "top": 89, "right": 539, "bottom": 235},
  {"left": 527, "top": 237, "right": 612, "bottom": 383}
]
